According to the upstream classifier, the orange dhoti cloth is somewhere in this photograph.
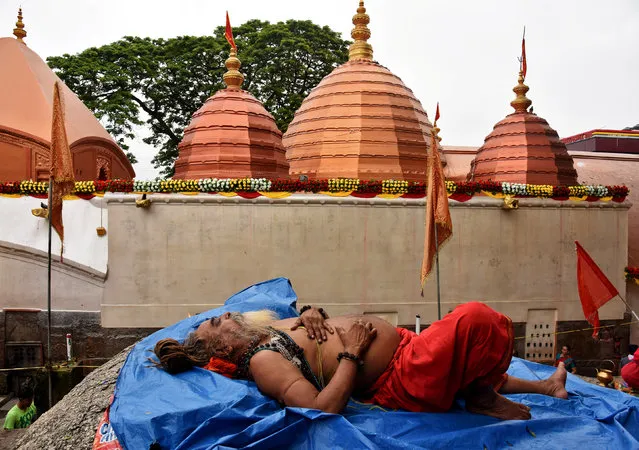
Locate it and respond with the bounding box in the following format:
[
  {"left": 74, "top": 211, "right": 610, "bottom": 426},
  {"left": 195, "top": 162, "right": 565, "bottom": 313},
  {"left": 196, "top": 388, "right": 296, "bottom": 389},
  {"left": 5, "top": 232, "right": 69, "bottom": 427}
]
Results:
[
  {"left": 621, "top": 349, "right": 639, "bottom": 389},
  {"left": 361, "top": 302, "right": 514, "bottom": 412}
]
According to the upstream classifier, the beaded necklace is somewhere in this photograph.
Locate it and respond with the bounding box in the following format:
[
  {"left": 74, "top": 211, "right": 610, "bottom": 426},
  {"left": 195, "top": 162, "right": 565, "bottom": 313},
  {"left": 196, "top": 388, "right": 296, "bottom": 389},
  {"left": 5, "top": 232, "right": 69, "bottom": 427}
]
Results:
[{"left": 236, "top": 327, "right": 323, "bottom": 391}]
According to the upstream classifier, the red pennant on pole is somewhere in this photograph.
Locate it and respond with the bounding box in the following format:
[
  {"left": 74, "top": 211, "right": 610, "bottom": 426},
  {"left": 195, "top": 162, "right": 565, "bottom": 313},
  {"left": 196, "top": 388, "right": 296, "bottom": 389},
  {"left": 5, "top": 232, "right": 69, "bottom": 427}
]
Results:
[
  {"left": 225, "top": 11, "right": 237, "bottom": 51},
  {"left": 434, "top": 102, "right": 440, "bottom": 124},
  {"left": 521, "top": 29, "right": 527, "bottom": 79},
  {"left": 575, "top": 241, "right": 619, "bottom": 338}
]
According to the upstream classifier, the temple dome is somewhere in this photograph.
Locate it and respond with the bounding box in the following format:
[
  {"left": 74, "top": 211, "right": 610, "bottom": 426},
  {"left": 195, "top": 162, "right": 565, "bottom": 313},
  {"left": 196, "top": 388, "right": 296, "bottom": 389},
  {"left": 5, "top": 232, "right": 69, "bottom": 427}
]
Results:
[
  {"left": 283, "top": 1, "right": 434, "bottom": 181},
  {"left": 468, "top": 73, "right": 578, "bottom": 185},
  {"left": 0, "top": 10, "right": 135, "bottom": 181},
  {"left": 173, "top": 49, "right": 289, "bottom": 179}
]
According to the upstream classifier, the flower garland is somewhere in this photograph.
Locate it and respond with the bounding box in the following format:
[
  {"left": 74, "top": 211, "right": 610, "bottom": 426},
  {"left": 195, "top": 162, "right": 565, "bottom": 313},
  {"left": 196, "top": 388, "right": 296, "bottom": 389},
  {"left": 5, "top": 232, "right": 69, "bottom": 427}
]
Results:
[
  {"left": 0, "top": 178, "right": 630, "bottom": 201},
  {"left": 625, "top": 267, "right": 639, "bottom": 283}
]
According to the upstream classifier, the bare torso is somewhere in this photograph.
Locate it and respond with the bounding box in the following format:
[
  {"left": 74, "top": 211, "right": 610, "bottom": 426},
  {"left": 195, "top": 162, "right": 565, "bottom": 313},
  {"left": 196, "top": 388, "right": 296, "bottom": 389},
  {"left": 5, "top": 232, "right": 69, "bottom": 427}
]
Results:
[{"left": 264, "top": 316, "right": 401, "bottom": 395}]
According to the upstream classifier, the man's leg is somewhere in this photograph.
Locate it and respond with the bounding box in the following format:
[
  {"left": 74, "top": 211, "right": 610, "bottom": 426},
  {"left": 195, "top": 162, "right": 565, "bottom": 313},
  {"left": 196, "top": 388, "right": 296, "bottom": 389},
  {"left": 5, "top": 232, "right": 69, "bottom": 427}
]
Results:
[
  {"left": 498, "top": 362, "right": 569, "bottom": 399},
  {"left": 464, "top": 361, "right": 569, "bottom": 420},
  {"left": 465, "top": 386, "right": 532, "bottom": 420}
]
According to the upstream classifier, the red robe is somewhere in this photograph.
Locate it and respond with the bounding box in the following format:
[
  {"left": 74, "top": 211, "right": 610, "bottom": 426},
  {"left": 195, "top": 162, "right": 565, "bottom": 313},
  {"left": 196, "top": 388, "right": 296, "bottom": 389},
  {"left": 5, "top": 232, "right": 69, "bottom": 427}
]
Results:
[
  {"left": 621, "top": 349, "right": 639, "bottom": 389},
  {"left": 361, "top": 302, "right": 513, "bottom": 412}
]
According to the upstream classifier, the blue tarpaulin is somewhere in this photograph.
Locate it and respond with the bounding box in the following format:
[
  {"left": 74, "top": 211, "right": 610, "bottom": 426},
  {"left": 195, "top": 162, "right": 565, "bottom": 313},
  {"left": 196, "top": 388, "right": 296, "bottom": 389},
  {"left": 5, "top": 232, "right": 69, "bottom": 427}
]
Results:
[{"left": 111, "top": 278, "right": 639, "bottom": 449}]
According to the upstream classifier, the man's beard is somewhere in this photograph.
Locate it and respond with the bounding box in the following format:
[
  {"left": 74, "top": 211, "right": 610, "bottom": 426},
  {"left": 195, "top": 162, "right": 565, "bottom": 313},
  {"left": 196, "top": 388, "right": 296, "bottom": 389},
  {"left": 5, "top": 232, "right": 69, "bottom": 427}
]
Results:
[{"left": 217, "top": 310, "right": 277, "bottom": 362}]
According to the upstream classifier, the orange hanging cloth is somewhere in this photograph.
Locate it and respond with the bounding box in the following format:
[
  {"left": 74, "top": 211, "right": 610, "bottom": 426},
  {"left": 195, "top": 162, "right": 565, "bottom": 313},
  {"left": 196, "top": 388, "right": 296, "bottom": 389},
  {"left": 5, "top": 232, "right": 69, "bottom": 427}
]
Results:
[
  {"left": 49, "top": 82, "right": 76, "bottom": 260},
  {"left": 420, "top": 106, "right": 452, "bottom": 289}
]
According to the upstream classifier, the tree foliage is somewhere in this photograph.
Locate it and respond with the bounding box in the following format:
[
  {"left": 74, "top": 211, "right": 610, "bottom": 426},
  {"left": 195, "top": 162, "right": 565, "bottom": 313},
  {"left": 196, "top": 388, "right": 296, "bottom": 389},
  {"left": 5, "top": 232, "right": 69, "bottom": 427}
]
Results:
[{"left": 48, "top": 20, "right": 350, "bottom": 176}]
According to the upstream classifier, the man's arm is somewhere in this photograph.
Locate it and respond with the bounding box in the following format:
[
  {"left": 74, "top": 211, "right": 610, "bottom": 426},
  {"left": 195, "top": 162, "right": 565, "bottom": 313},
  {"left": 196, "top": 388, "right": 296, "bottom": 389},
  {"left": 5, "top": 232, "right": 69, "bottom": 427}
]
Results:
[
  {"left": 250, "top": 351, "right": 358, "bottom": 414},
  {"left": 251, "top": 319, "right": 377, "bottom": 414}
]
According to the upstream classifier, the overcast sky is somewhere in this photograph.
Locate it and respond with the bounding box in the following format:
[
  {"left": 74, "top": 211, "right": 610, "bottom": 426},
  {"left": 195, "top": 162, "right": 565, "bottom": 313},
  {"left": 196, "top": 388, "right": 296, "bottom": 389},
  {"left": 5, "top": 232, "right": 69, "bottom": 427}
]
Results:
[{"left": 3, "top": 0, "right": 638, "bottom": 179}]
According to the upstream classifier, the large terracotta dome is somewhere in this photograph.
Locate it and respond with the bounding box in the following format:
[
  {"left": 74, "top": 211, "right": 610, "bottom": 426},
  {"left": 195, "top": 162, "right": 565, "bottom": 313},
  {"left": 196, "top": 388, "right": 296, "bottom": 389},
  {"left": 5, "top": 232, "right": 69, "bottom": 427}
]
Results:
[
  {"left": 173, "top": 49, "right": 289, "bottom": 179},
  {"left": 0, "top": 10, "right": 134, "bottom": 182},
  {"left": 283, "top": 1, "right": 434, "bottom": 181},
  {"left": 468, "top": 73, "right": 578, "bottom": 185}
]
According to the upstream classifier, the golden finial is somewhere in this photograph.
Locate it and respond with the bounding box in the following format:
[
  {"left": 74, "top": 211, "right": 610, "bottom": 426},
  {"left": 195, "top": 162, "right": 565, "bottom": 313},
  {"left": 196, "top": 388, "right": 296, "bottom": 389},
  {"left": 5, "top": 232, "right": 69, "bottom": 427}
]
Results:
[
  {"left": 510, "top": 71, "right": 532, "bottom": 113},
  {"left": 223, "top": 48, "right": 244, "bottom": 89},
  {"left": 13, "top": 7, "right": 27, "bottom": 43},
  {"left": 349, "top": 1, "right": 373, "bottom": 61}
]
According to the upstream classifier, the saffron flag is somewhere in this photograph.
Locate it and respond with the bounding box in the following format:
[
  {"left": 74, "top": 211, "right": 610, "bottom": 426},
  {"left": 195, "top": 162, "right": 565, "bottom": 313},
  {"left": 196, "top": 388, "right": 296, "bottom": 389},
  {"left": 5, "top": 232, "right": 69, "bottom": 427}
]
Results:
[
  {"left": 421, "top": 126, "right": 452, "bottom": 289},
  {"left": 575, "top": 241, "right": 619, "bottom": 338},
  {"left": 434, "top": 102, "right": 440, "bottom": 124},
  {"left": 521, "top": 35, "right": 527, "bottom": 79},
  {"left": 225, "top": 11, "right": 237, "bottom": 51},
  {"left": 49, "top": 82, "right": 75, "bottom": 256}
]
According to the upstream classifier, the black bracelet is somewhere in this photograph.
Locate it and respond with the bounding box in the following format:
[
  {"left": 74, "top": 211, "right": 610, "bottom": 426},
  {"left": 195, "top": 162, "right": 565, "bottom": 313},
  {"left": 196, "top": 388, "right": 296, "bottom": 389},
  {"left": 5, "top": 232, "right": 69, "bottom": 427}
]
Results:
[
  {"left": 337, "top": 352, "right": 364, "bottom": 367},
  {"left": 299, "top": 305, "right": 329, "bottom": 320}
]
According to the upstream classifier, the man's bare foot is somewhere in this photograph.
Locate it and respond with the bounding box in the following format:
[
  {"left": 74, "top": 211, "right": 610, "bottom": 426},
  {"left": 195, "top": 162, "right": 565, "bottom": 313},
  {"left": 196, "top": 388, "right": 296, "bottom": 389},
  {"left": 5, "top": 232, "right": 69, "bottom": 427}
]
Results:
[
  {"left": 466, "top": 388, "right": 531, "bottom": 420},
  {"left": 541, "top": 362, "right": 569, "bottom": 399}
]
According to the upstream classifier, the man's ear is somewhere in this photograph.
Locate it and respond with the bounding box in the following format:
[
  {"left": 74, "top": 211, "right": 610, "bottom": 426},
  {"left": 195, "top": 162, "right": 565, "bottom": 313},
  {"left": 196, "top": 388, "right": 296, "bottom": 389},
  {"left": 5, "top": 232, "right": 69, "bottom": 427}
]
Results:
[{"left": 215, "top": 345, "right": 233, "bottom": 358}]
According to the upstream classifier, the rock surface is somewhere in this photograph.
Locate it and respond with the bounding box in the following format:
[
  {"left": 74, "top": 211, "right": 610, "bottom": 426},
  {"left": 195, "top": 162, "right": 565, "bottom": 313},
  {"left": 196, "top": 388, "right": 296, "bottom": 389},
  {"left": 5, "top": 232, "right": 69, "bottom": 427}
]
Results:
[{"left": 14, "top": 346, "right": 130, "bottom": 450}]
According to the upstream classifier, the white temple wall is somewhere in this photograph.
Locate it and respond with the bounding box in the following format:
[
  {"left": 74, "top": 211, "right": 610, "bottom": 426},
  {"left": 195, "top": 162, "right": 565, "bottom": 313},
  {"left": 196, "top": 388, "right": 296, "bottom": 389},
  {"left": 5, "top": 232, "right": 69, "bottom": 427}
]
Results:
[
  {"left": 101, "top": 194, "right": 629, "bottom": 328},
  {"left": 0, "top": 195, "right": 108, "bottom": 273},
  {"left": 0, "top": 195, "right": 107, "bottom": 311}
]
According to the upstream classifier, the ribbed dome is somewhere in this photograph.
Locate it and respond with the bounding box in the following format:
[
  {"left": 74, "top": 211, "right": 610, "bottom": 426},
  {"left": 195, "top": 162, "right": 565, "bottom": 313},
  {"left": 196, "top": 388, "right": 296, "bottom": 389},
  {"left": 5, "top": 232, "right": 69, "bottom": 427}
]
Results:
[
  {"left": 283, "top": 1, "right": 433, "bottom": 181},
  {"left": 174, "top": 50, "right": 289, "bottom": 179},
  {"left": 0, "top": 10, "right": 134, "bottom": 181},
  {"left": 469, "top": 74, "right": 578, "bottom": 185}
]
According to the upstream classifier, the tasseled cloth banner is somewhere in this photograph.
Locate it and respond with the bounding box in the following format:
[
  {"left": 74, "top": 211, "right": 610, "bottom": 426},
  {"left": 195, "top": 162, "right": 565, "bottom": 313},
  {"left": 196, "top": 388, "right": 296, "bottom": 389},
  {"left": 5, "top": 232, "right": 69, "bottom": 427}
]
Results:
[{"left": 50, "top": 81, "right": 76, "bottom": 258}]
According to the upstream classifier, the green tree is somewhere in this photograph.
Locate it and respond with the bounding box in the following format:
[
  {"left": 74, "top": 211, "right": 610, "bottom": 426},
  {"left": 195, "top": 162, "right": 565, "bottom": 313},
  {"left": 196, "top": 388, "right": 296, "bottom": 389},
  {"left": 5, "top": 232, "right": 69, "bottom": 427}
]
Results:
[{"left": 48, "top": 20, "right": 350, "bottom": 177}]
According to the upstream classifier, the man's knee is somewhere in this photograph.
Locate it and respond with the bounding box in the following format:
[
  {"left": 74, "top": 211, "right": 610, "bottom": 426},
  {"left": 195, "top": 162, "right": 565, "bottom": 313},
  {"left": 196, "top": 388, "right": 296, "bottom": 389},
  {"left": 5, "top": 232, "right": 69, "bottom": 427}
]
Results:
[{"left": 453, "top": 302, "right": 499, "bottom": 320}]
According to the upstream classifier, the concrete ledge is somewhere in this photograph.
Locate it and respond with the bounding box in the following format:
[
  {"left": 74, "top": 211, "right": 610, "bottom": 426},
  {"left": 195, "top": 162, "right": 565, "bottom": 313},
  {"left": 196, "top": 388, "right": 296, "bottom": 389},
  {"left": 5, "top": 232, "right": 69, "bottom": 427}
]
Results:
[
  {"left": 0, "top": 241, "right": 107, "bottom": 284},
  {"left": 103, "top": 192, "right": 632, "bottom": 210}
]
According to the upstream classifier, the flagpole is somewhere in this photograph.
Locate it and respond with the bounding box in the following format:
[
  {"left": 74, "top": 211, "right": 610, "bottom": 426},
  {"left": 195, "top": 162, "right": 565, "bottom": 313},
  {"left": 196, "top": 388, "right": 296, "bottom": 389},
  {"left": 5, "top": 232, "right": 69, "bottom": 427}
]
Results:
[
  {"left": 46, "top": 178, "right": 53, "bottom": 409},
  {"left": 434, "top": 225, "right": 442, "bottom": 320},
  {"left": 616, "top": 294, "right": 639, "bottom": 322}
]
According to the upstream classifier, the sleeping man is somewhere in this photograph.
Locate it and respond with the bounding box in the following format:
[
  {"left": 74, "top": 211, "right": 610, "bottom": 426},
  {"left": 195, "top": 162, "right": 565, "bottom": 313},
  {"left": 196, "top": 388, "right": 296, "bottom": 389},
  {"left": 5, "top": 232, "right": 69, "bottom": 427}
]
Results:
[{"left": 153, "top": 302, "right": 568, "bottom": 420}]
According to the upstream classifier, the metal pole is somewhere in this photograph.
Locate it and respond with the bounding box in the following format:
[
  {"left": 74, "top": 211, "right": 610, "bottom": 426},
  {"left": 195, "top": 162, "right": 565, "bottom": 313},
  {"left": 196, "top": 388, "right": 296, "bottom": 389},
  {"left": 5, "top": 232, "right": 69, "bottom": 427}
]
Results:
[
  {"left": 434, "top": 225, "right": 441, "bottom": 320},
  {"left": 616, "top": 293, "right": 639, "bottom": 323},
  {"left": 47, "top": 179, "right": 53, "bottom": 409}
]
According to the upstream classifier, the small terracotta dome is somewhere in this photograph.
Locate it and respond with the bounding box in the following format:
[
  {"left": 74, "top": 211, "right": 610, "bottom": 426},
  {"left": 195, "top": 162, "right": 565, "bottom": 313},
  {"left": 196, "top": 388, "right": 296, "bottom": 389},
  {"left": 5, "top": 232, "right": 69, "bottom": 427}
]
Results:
[
  {"left": 0, "top": 9, "right": 135, "bottom": 182},
  {"left": 283, "top": 1, "right": 434, "bottom": 181},
  {"left": 468, "top": 72, "right": 578, "bottom": 185},
  {"left": 173, "top": 48, "right": 289, "bottom": 179}
]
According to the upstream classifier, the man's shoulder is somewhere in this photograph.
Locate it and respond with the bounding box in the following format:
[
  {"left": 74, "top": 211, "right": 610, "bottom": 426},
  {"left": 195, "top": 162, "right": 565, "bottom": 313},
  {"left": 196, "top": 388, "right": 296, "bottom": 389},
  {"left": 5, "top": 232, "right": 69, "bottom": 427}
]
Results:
[{"left": 5, "top": 405, "right": 21, "bottom": 417}]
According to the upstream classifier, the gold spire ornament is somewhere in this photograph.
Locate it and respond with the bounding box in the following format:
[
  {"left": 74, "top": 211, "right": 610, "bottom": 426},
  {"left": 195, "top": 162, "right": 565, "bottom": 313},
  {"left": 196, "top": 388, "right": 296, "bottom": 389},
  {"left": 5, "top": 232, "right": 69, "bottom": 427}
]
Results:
[
  {"left": 223, "top": 49, "right": 244, "bottom": 89},
  {"left": 510, "top": 71, "right": 532, "bottom": 113},
  {"left": 349, "top": 1, "right": 373, "bottom": 61},
  {"left": 13, "top": 7, "right": 27, "bottom": 43}
]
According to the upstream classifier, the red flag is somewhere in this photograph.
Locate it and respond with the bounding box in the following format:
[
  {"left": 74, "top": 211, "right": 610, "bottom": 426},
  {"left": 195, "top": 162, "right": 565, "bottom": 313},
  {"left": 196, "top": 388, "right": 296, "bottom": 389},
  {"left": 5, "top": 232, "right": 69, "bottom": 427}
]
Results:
[
  {"left": 575, "top": 241, "right": 619, "bottom": 338},
  {"left": 50, "top": 82, "right": 75, "bottom": 258},
  {"left": 521, "top": 35, "right": 527, "bottom": 79},
  {"left": 421, "top": 129, "right": 452, "bottom": 289},
  {"left": 225, "top": 11, "right": 237, "bottom": 51},
  {"left": 434, "top": 102, "right": 440, "bottom": 124}
]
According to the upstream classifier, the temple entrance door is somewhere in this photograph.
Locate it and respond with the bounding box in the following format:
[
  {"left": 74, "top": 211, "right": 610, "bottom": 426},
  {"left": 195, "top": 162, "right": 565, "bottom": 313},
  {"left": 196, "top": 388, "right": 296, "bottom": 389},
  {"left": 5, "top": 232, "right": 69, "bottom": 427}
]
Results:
[{"left": 525, "top": 309, "right": 557, "bottom": 363}]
